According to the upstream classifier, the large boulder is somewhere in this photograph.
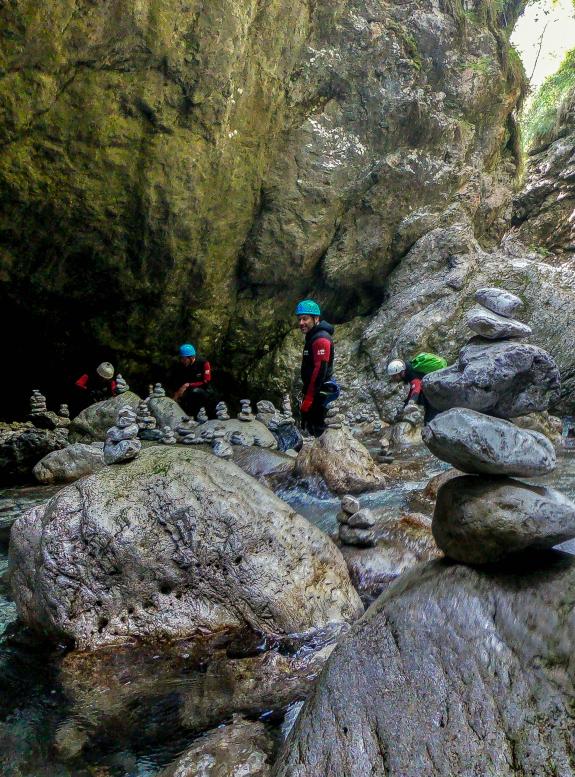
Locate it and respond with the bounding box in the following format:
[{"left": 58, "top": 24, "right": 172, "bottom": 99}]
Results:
[
  {"left": 465, "top": 305, "right": 532, "bottom": 339},
  {"left": 232, "top": 446, "right": 296, "bottom": 490},
  {"left": 423, "top": 340, "right": 560, "bottom": 418},
  {"left": 0, "top": 427, "right": 69, "bottom": 485},
  {"left": 422, "top": 408, "right": 556, "bottom": 476},
  {"left": 33, "top": 443, "right": 105, "bottom": 485},
  {"left": 147, "top": 396, "right": 187, "bottom": 430},
  {"left": 68, "top": 392, "right": 141, "bottom": 442},
  {"left": 273, "top": 554, "right": 575, "bottom": 777},
  {"left": 9, "top": 447, "right": 362, "bottom": 648},
  {"left": 202, "top": 418, "right": 277, "bottom": 449},
  {"left": 433, "top": 475, "right": 575, "bottom": 564},
  {"left": 294, "top": 428, "right": 385, "bottom": 495},
  {"left": 157, "top": 717, "right": 273, "bottom": 777}
]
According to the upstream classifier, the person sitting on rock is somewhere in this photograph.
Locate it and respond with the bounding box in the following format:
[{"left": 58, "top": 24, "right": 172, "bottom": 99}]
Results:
[
  {"left": 170, "top": 343, "right": 213, "bottom": 418},
  {"left": 296, "top": 299, "right": 338, "bottom": 437},
  {"left": 74, "top": 362, "right": 118, "bottom": 410},
  {"left": 387, "top": 355, "right": 444, "bottom": 425}
]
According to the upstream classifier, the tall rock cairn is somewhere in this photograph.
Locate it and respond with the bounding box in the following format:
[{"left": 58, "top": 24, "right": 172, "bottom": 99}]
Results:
[
  {"left": 422, "top": 287, "right": 575, "bottom": 564},
  {"left": 104, "top": 406, "right": 142, "bottom": 465}
]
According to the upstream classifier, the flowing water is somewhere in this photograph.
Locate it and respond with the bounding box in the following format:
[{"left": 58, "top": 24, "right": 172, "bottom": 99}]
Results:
[{"left": 1, "top": 448, "right": 574, "bottom": 776}]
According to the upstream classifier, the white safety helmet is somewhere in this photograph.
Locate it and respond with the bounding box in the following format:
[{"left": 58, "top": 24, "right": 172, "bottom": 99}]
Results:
[
  {"left": 97, "top": 361, "right": 115, "bottom": 380},
  {"left": 387, "top": 359, "right": 406, "bottom": 377}
]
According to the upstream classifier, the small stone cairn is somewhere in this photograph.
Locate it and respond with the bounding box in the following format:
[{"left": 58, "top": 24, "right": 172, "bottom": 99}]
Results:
[
  {"left": 160, "top": 425, "right": 177, "bottom": 445},
  {"left": 325, "top": 404, "right": 345, "bottom": 430},
  {"left": 176, "top": 415, "right": 197, "bottom": 442},
  {"left": 196, "top": 407, "right": 208, "bottom": 424},
  {"left": 152, "top": 383, "right": 166, "bottom": 398},
  {"left": 337, "top": 495, "right": 376, "bottom": 547},
  {"left": 58, "top": 404, "right": 70, "bottom": 419},
  {"left": 136, "top": 401, "right": 157, "bottom": 431},
  {"left": 281, "top": 394, "right": 294, "bottom": 420},
  {"left": 212, "top": 426, "right": 233, "bottom": 459},
  {"left": 104, "top": 406, "right": 141, "bottom": 464},
  {"left": 30, "top": 390, "right": 47, "bottom": 416},
  {"left": 230, "top": 430, "right": 251, "bottom": 446},
  {"left": 115, "top": 374, "right": 129, "bottom": 394},
  {"left": 422, "top": 286, "right": 575, "bottom": 564},
  {"left": 215, "top": 402, "right": 231, "bottom": 421},
  {"left": 237, "top": 399, "right": 255, "bottom": 422}
]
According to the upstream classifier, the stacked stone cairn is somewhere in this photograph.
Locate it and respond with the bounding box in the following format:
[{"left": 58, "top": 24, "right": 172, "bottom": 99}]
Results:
[
  {"left": 176, "top": 415, "right": 197, "bottom": 443},
  {"left": 136, "top": 400, "right": 162, "bottom": 441},
  {"left": 238, "top": 399, "right": 255, "bottom": 422},
  {"left": 29, "top": 390, "right": 47, "bottom": 416},
  {"left": 215, "top": 401, "right": 231, "bottom": 421},
  {"left": 104, "top": 406, "right": 141, "bottom": 464},
  {"left": 152, "top": 383, "right": 166, "bottom": 398},
  {"left": 230, "top": 430, "right": 252, "bottom": 446},
  {"left": 281, "top": 394, "right": 294, "bottom": 420},
  {"left": 422, "top": 286, "right": 575, "bottom": 564},
  {"left": 115, "top": 374, "right": 129, "bottom": 394},
  {"left": 200, "top": 427, "right": 215, "bottom": 443},
  {"left": 196, "top": 407, "right": 208, "bottom": 424},
  {"left": 325, "top": 404, "right": 345, "bottom": 430},
  {"left": 58, "top": 404, "right": 70, "bottom": 419},
  {"left": 212, "top": 427, "right": 233, "bottom": 459},
  {"left": 337, "top": 495, "right": 376, "bottom": 547},
  {"left": 160, "top": 425, "right": 177, "bottom": 445}
]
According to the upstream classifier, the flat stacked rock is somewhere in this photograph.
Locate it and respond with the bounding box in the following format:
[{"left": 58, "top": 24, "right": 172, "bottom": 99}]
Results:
[
  {"left": 325, "top": 405, "right": 345, "bottom": 430},
  {"left": 160, "top": 425, "right": 177, "bottom": 445},
  {"left": 115, "top": 374, "right": 129, "bottom": 394},
  {"left": 422, "top": 286, "right": 575, "bottom": 564},
  {"left": 196, "top": 407, "right": 208, "bottom": 424},
  {"left": 175, "top": 416, "right": 197, "bottom": 441},
  {"left": 337, "top": 495, "right": 376, "bottom": 547},
  {"left": 152, "top": 383, "right": 166, "bottom": 398},
  {"left": 58, "top": 404, "right": 70, "bottom": 419},
  {"left": 231, "top": 431, "right": 252, "bottom": 446},
  {"left": 255, "top": 400, "right": 277, "bottom": 424},
  {"left": 103, "top": 406, "right": 141, "bottom": 464},
  {"left": 136, "top": 400, "right": 161, "bottom": 441},
  {"left": 29, "top": 390, "right": 64, "bottom": 429},
  {"left": 215, "top": 401, "right": 231, "bottom": 421},
  {"left": 238, "top": 399, "right": 255, "bottom": 422},
  {"left": 212, "top": 427, "right": 233, "bottom": 459},
  {"left": 29, "top": 390, "right": 47, "bottom": 415}
]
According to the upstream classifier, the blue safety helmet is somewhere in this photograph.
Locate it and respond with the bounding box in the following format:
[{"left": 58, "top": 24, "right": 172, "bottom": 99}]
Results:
[
  {"left": 295, "top": 299, "right": 321, "bottom": 316},
  {"left": 179, "top": 343, "right": 196, "bottom": 357}
]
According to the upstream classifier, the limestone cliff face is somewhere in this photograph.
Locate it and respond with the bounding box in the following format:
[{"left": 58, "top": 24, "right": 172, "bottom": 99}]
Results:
[
  {"left": 0, "top": 0, "right": 524, "bottom": 407},
  {"left": 513, "top": 87, "right": 575, "bottom": 258}
]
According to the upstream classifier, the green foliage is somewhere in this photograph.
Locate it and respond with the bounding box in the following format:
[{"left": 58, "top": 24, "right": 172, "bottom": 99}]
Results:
[{"left": 522, "top": 48, "right": 575, "bottom": 150}]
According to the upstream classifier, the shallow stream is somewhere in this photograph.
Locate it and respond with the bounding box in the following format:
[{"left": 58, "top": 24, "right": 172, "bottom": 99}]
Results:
[{"left": 1, "top": 448, "right": 574, "bottom": 776}]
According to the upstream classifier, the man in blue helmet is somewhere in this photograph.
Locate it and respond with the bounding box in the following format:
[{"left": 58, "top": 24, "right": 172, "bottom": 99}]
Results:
[
  {"left": 296, "top": 299, "right": 337, "bottom": 437},
  {"left": 169, "top": 343, "right": 213, "bottom": 417}
]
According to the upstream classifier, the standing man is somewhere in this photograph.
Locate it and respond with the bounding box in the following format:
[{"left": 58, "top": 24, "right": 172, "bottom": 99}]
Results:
[
  {"left": 296, "top": 299, "right": 336, "bottom": 437},
  {"left": 387, "top": 353, "right": 446, "bottom": 425},
  {"left": 170, "top": 343, "right": 213, "bottom": 417}
]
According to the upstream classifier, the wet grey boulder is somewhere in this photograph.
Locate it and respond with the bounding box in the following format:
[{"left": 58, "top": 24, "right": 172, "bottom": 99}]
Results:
[
  {"left": 68, "top": 392, "right": 141, "bottom": 442},
  {"left": 422, "top": 408, "right": 556, "bottom": 476},
  {"left": 466, "top": 305, "right": 532, "bottom": 339},
  {"left": 9, "top": 446, "right": 362, "bottom": 649},
  {"left": 0, "top": 427, "right": 69, "bottom": 485},
  {"left": 273, "top": 554, "right": 575, "bottom": 777},
  {"left": 423, "top": 341, "right": 560, "bottom": 418},
  {"left": 474, "top": 287, "right": 523, "bottom": 318},
  {"left": 147, "top": 396, "right": 187, "bottom": 430},
  {"left": 33, "top": 443, "right": 105, "bottom": 484},
  {"left": 433, "top": 475, "right": 575, "bottom": 564},
  {"left": 232, "top": 446, "right": 295, "bottom": 490}
]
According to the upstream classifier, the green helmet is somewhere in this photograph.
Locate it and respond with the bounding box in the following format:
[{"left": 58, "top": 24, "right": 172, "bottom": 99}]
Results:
[{"left": 295, "top": 299, "right": 321, "bottom": 316}]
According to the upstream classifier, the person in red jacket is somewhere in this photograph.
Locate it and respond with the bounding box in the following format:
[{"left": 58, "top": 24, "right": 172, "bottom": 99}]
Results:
[
  {"left": 296, "top": 299, "right": 337, "bottom": 437},
  {"left": 169, "top": 343, "right": 213, "bottom": 417},
  {"left": 74, "top": 362, "right": 117, "bottom": 410}
]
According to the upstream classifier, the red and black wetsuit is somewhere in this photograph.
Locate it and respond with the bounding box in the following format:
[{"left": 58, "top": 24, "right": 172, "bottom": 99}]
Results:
[
  {"left": 300, "top": 321, "right": 334, "bottom": 437},
  {"left": 168, "top": 357, "right": 213, "bottom": 417},
  {"left": 403, "top": 362, "right": 439, "bottom": 425},
  {"left": 74, "top": 372, "right": 117, "bottom": 409}
]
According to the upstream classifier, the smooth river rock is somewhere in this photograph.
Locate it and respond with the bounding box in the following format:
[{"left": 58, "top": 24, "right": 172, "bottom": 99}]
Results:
[
  {"left": 423, "top": 341, "right": 560, "bottom": 418},
  {"left": 9, "top": 446, "right": 362, "bottom": 649},
  {"left": 147, "top": 395, "right": 188, "bottom": 430},
  {"left": 295, "top": 427, "right": 385, "bottom": 495},
  {"left": 465, "top": 305, "right": 532, "bottom": 340},
  {"left": 68, "top": 392, "right": 141, "bottom": 442},
  {"left": 33, "top": 443, "right": 105, "bottom": 484},
  {"left": 0, "top": 427, "right": 69, "bottom": 485},
  {"left": 433, "top": 475, "right": 575, "bottom": 564},
  {"left": 422, "top": 408, "right": 556, "bottom": 476},
  {"left": 272, "top": 554, "right": 575, "bottom": 777},
  {"left": 474, "top": 287, "right": 523, "bottom": 318}
]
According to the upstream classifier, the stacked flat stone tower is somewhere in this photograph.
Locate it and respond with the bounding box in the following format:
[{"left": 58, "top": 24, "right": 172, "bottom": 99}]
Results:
[
  {"left": 104, "top": 406, "right": 141, "bottom": 464},
  {"left": 422, "top": 287, "right": 575, "bottom": 563},
  {"left": 337, "top": 495, "right": 376, "bottom": 547}
]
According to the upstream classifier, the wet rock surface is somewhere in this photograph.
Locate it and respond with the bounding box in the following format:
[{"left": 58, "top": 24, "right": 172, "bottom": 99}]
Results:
[
  {"left": 9, "top": 446, "right": 362, "bottom": 648},
  {"left": 157, "top": 716, "right": 273, "bottom": 777},
  {"left": 0, "top": 428, "right": 69, "bottom": 485},
  {"left": 465, "top": 305, "right": 532, "bottom": 340},
  {"left": 423, "top": 340, "right": 560, "bottom": 418},
  {"left": 295, "top": 428, "right": 385, "bottom": 495},
  {"left": 422, "top": 408, "right": 556, "bottom": 477},
  {"left": 272, "top": 554, "right": 575, "bottom": 777},
  {"left": 433, "top": 475, "right": 575, "bottom": 564},
  {"left": 148, "top": 396, "right": 188, "bottom": 431},
  {"left": 474, "top": 287, "right": 523, "bottom": 318},
  {"left": 33, "top": 443, "right": 105, "bottom": 484}
]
